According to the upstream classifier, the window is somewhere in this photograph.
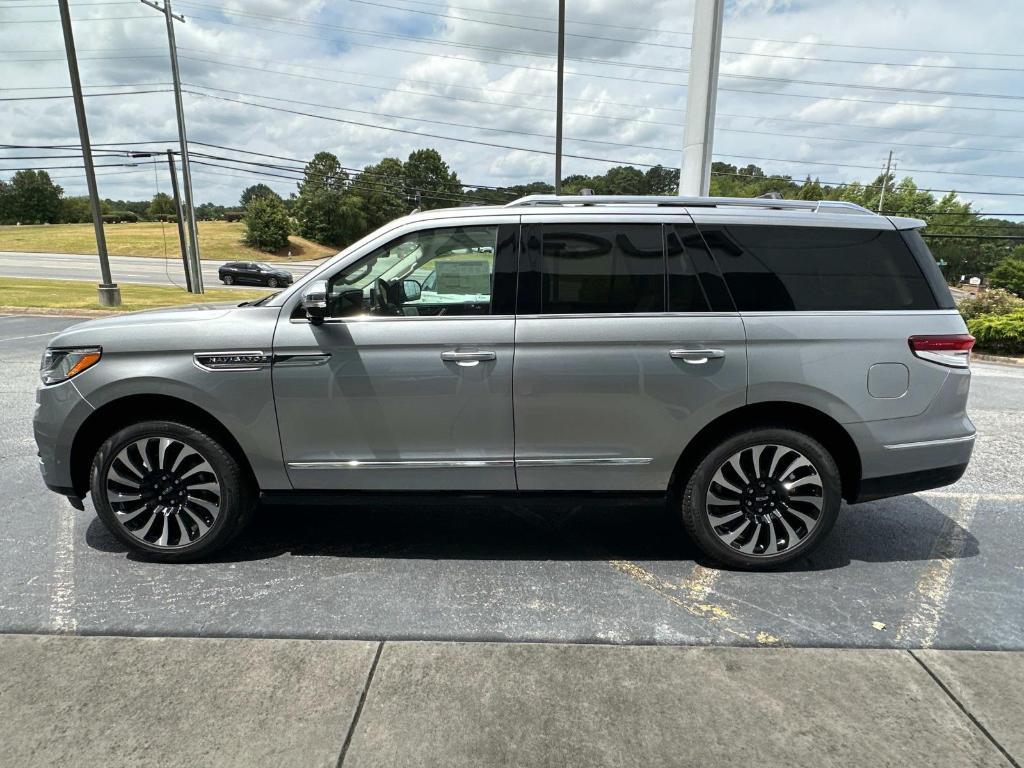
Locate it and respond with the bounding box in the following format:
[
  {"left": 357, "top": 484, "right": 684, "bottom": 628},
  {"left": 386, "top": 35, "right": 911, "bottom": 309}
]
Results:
[
  {"left": 539, "top": 224, "right": 664, "bottom": 314},
  {"left": 326, "top": 226, "right": 498, "bottom": 317},
  {"left": 666, "top": 227, "right": 711, "bottom": 312},
  {"left": 703, "top": 225, "right": 940, "bottom": 312}
]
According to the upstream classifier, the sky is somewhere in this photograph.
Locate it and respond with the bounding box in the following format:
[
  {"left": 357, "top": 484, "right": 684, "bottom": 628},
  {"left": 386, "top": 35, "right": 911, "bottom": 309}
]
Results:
[{"left": 1, "top": 0, "right": 1022, "bottom": 217}]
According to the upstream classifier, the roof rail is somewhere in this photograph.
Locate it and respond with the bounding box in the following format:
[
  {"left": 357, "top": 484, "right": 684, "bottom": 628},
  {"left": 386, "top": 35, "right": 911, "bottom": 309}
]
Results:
[{"left": 504, "top": 194, "right": 874, "bottom": 215}]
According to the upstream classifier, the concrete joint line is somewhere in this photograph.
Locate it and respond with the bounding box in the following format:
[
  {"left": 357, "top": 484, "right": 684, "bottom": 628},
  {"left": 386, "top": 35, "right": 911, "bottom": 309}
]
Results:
[
  {"left": 336, "top": 640, "right": 384, "bottom": 767},
  {"left": 908, "top": 650, "right": 1021, "bottom": 768}
]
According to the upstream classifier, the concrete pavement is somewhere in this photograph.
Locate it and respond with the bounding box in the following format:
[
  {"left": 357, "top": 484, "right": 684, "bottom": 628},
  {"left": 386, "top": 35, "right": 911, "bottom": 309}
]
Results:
[
  {"left": 0, "top": 250, "right": 325, "bottom": 288},
  {"left": 0, "top": 635, "right": 1020, "bottom": 768}
]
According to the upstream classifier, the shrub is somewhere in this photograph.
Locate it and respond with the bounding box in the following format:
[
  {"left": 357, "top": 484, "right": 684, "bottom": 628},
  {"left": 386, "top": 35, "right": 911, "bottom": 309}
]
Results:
[
  {"left": 957, "top": 288, "right": 1024, "bottom": 320},
  {"left": 101, "top": 210, "right": 139, "bottom": 223},
  {"left": 967, "top": 310, "right": 1024, "bottom": 356},
  {"left": 988, "top": 256, "right": 1024, "bottom": 298},
  {"left": 243, "top": 195, "right": 290, "bottom": 252}
]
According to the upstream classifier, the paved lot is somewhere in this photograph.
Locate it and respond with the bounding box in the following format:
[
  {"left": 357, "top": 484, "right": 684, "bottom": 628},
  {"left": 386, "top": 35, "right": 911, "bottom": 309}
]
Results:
[
  {"left": 0, "top": 250, "right": 322, "bottom": 288},
  {"left": 1, "top": 314, "right": 1022, "bottom": 649}
]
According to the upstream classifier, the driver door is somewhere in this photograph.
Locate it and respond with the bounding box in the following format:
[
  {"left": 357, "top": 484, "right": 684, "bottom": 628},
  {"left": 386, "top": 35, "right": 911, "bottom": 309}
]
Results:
[{"left": 272, "top": 221, "right": 519, "bottom": 491}]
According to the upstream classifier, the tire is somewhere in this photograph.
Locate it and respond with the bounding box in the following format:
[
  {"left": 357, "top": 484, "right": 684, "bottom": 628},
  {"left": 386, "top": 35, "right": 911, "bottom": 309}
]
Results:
[
  {"left": 222, "top": 275, "right": 234, "bottom": 285},
  {"left": 90, "top": 420, "right": 255, "bottom": 562},
  {"left": 266, "top": 277, "right": 279, "bottom": 288},
  {"left": 680, "top": 427, "right": 841, "bottom": 570}
]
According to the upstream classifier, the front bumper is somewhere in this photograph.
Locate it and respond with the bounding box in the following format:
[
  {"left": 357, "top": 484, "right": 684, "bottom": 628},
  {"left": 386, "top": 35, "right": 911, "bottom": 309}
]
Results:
[{"left": 33, "top": 379, "right": 94, "bottom": 495}]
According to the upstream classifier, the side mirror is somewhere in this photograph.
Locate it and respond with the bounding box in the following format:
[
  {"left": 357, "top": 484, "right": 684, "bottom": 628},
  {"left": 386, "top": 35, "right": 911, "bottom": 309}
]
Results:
[
  {"left": 400, "top": 278, "right": 421, "bottom": 303},
  {"left": 300, "top": 280, "right": 328, "bottom": 324}
]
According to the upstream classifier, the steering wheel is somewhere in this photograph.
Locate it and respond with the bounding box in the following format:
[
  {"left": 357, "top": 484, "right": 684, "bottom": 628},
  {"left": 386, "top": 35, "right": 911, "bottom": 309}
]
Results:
[{"left": 372, "top": 278, "right": 396, "bottom": 315}]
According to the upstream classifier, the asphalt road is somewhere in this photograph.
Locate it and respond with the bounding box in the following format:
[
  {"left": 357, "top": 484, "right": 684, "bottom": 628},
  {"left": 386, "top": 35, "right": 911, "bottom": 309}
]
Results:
[
  {"left": 1, "top": 314, "right": 1021, "bottom": 649},
  {"left": 0, "top": 250, "right": 322, "bottom": 289}
]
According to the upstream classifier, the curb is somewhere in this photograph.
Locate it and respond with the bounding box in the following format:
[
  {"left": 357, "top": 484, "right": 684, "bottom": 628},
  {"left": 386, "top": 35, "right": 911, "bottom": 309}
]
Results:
[{"left": 974, "top": 352, "right": 1024, "bottom": 367}]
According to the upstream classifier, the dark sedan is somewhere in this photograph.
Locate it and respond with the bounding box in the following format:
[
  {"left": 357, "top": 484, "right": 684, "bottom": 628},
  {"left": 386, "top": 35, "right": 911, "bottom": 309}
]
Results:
[{"left": 218, "top": 261, "right": 293, "bottom": 288}]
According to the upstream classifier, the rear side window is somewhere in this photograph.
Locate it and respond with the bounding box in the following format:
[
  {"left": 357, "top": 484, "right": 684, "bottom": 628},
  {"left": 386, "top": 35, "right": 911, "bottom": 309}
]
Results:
[
  {"left": 700, "top": 225, "right": 940, "bottom": 311},
  {"left": 539, "top": 224, "right": 664, "bottom": 314}
]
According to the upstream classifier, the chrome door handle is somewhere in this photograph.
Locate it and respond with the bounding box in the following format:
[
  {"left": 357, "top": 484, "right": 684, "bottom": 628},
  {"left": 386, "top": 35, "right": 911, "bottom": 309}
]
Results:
[
  {"left": 670, "top": 348, "right": 725, "bottom": 364},
  {"left": 441, "top": 350, "right": 496, "bottom": 366}
]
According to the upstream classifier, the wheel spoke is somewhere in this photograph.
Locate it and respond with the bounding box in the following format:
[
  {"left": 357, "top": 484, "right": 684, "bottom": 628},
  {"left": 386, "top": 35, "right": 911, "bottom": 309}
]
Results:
[
  {"left": 778, "top": 513, "right": 801, "bottom": 550},
  {"left": 728, "top": 452, "right": 751, "bottom": 485},
  {"left": 180, "top": 508, "right": 210, "bottom": 537},
  {"left": 787, "top": 493, "right": 823, "bottom": 510},
  {"left": 709, "top": 510, "right": 744, "bottom": 527},
  {"left": 115, "top": 506, "right": 150, "bottom": 524},
  {"left": 783, "top": 506, "right": 818, "bottom": 529},
  {"left": 739, "top": 523, "right": 762, "bottom": 554},
  {"left": 766, "top": 518, "right": 779, "bottom": 554},
  {"left": 777, "top": 455, "right": 813, "bottom": 482},
  {"left": 719, "top": 519, "right": 751, "bottom": 545},
  {"left": 711, "top": 468, "right": 743, "bottom": 495}
]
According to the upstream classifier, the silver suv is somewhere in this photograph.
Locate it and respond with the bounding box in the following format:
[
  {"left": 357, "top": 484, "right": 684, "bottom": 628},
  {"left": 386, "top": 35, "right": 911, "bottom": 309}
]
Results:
[{"left": 33, "top": 195, "right": 976, "bottom": 569}]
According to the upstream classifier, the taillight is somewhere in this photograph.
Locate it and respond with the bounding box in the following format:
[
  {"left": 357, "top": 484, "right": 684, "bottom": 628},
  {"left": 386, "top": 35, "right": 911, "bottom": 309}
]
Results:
[{"left": 909, "top": 334, "right": 975, "bottom": 368}]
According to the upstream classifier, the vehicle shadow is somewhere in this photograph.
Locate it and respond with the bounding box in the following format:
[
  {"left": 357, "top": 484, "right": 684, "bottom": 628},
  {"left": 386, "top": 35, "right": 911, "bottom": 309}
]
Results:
[{"left": 84, "top": 492, "right": 979, "bottom": 572}]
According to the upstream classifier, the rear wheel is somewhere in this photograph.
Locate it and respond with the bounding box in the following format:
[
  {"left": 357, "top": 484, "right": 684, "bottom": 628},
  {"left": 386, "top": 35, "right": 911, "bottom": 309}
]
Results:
[
  {"left": 266, "top": 276, "right": 279, "bottom": 288},
  {"left": 222, "top": 274, "right": 234, "bottom": 285},
  {"left": 90, "top": 421, "right": 255, "bottom": 562},
  {"left": 680, "top": 428, "right": 841, "bottom": 570}
]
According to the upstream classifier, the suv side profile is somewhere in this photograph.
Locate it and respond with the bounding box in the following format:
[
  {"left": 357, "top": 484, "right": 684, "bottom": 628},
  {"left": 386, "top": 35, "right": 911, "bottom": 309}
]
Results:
[{"left": 34, "top": 195, "right": 975, "bottom": 569}]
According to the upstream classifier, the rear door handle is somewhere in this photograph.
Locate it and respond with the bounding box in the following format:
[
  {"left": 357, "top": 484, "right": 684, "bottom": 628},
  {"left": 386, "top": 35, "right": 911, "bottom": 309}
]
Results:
[
  {"left": 441, "top": 350, "right": 496, "bottom": 366},
  {"left": 670, "top": 348, "right": 725, "bottom": 364}
]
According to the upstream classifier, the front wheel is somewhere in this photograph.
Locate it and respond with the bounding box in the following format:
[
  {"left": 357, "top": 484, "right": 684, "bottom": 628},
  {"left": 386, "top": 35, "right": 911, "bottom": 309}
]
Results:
[
  {"left": 680, "top": 428, "right": 841, "bottom": 570},
  {"left": 266, "top": 277, "right": 279, "bottom": 288},
  {"left": 90, "top": 421, "right": 255, "bottom": 562},
  {"left": 222, "top": 274, "right": 234, "bottom": 285}
]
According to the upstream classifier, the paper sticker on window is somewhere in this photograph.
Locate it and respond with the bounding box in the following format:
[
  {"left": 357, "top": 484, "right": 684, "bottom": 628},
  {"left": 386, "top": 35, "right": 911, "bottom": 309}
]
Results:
[{"left": 434, "top": 260, "right": 491, "bottom": 295}]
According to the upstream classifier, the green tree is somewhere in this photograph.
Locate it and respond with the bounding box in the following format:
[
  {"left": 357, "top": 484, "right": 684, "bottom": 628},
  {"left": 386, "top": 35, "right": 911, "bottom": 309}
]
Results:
[
  {"left": 404, "top": 149, "right": 461, "bottom": 209},
  {"left": 644, "top": 165, "right": 679, "bottom": 195},
  {"left": 7, "top": 170, "right": 63, "bottom": 223},
  {"left": 243, "top": 194, "right": 291, "bottom": 252},
  {"left": 0, "top": 180, "right": 14, "bottom": 224},
  {"left": 239, "top": 183, "right": 278, "bottom": 208},
  {"left": 989, "top": 253, "right": 1024, "bottom": 297},
  {"left": 295, "top": 189, "right": 366, "bottom": 247},
  {"left": 299, "top": 151, "right": 348, "bottom": 193},
  {"left": 148, "top": 192, "right": 175, "bottom": 218},
  {"left": 356, "top": 157, "right": 408, "bottom": 231},
  {"left": 59, "top": 196, "right": 92, "bottom": 223}
]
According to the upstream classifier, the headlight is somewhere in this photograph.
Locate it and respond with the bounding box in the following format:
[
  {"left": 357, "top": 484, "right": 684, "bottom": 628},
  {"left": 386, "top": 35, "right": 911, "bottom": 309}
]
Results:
[{"left": 40, "top": 347, "right": 102, "bottom": 385}]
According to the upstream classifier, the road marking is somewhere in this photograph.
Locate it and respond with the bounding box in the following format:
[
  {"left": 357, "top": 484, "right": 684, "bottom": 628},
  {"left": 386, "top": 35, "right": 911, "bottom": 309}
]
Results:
[
  {"left": 0, "top": 330, "right": 62, "bottom": 343},
  {"left": 49, "top": 499, "right": 78, "bottom": 634},
  {"left": 894, "top": 493, "right": 980, "bottom": 648},
  {"left": 917, "top": 490, "right": 1024, "bottom": 502}
]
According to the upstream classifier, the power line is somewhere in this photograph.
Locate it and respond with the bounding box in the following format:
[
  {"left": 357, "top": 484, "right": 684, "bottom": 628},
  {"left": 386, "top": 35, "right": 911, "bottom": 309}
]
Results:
[{"left": 0, "top": 88, "right": 172, "bottom": 102}]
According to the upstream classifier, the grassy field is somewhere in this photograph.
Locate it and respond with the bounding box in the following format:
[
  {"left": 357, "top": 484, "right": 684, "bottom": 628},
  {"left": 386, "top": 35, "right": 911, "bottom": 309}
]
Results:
[
  {"left": 0, "top": 221, "right": 336, "bottom": 263},
  {"left": 0, "top": 277, "right": 268, "bottom": 312}
]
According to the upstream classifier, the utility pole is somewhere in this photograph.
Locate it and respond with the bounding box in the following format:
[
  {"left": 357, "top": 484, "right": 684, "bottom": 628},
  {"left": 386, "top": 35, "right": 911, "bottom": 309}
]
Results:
[
  {"left": 140, "top": 0, "right": 203, "bottom": 293},
  {"left": 57, "top": 0, "right": 121, "bottom": 307},
  {"left": 166, "top": 150, "right": 193, "bottom": 291},
  {"left": 554, "top": 0, "right": 565, "bottom": 194},
  {"left": 877, "top": 149, "right": 894, "bottom": 213},
  {"left": 679, "top": 0, "right": 725, "bottom": 196}
]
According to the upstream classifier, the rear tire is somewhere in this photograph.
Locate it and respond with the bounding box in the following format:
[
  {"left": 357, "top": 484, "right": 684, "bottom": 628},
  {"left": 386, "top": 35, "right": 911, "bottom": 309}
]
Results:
[
  {"left": 90, "top": 421, "right": 255, "bottom": 562},
  {"left": 266, "top": 277, "right": 279, "bottom": 288},
  {"left": 680, "top": 427, "right": 841, "bottom": 570},
  {"left": 222, "top": 275, "right": 234, "bottom": 285}
]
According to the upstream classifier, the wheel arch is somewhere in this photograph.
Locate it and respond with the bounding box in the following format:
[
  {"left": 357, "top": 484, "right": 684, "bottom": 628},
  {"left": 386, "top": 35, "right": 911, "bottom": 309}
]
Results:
[
  {"left": 69, "top": 393, "right": 258, "bottom": 497},
  {"left": 669, "top": 402, "right": 862, "bottom": 502}
]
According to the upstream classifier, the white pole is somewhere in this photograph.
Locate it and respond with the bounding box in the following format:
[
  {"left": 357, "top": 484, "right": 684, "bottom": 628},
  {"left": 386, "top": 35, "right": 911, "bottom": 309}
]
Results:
[{"left": 679, "top": 0, "right": 725, "bottom": 196}]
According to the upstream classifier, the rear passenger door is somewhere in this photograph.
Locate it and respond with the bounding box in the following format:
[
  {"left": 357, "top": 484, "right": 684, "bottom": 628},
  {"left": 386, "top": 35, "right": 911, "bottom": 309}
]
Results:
[{"left": 512, "top": 217, "right": 747, "bottom": 492}]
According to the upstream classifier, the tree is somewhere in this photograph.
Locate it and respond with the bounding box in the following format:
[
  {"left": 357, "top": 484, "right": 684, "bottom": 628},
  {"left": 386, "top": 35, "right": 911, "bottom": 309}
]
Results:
[
  {"left": 59, "top": 196, "right": 92, "bottom": 223},
  {"left": 356, "top": 157, "right": 407, "bottom": 231},
  {"left": 148, "top": 192, "right": 175, "bottom": 218},
  {"left": 239, "top": 183, "right": 278, "bottom": 208},
  {"left": 989, "top": 253, "right": 1024, "bottom": 297},
  {"left": 195, "top": 202, "right": 226, "bottom": 220},
  {"left": 0, "top": 180, "right": 13, "bottom": 224},
  {"left": 295, "top": 188, "right": 366, "bottom": 247},
  {"left": 243, "top": 194, "right": 291, "bottom": 252},
  {"left": 403, "top": 149, "right": 462, "bottom": 209},
  {"left": 299, "top": 151, "right": 348, "bottom": 193},
  {"left": 644, "top": 165, "right": 679, "bottom": 195},
  {"left": 7, "top": 170, "right": 63, "bottom": 223}
]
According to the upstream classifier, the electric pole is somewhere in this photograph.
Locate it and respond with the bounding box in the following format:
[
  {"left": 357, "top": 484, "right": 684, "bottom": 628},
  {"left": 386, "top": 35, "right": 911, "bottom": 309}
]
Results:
[
  {"left": 57, "top": 0, "right": 121, "bottom": 307},
  {"left": 877, "top": 149, "right": 894, "bottom": 213},
  {"left": 165, "top": 150, "right": 192, "bottom": 291},
  {"left": 140, "top": 0, "right": 204, "bottom": 293},
  {"left": 679, "top": 0, "right": 725, "bottom": 196},
  {"left": 554, "top": 0, "right": 565, "bottom": 194}
]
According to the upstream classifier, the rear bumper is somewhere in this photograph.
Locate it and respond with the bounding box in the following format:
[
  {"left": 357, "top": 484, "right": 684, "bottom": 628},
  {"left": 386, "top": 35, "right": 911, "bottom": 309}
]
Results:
[{"left": 853, "top": 462, "right": 969, "bottom": 503}]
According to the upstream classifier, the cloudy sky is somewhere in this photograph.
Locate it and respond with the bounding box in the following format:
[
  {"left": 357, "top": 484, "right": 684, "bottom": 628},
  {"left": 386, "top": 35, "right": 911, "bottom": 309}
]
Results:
[{"left": 1, "top": 0, "right": 1022, "bottom": 216}]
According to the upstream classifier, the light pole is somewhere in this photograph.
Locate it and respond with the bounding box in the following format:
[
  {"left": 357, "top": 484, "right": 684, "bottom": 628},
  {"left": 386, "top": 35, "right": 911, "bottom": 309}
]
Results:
[
  {"left": 679, "top": 0, "right": 725, "bottom": 196},
  {"left": 57, "top": 0, "right": 121, "bottom": 306},
  {"left": 140, "top": 0, "right": 204, "bottom": 293},
  {"left": 554, "top": 0, "right": 565, "bottom": 194}
]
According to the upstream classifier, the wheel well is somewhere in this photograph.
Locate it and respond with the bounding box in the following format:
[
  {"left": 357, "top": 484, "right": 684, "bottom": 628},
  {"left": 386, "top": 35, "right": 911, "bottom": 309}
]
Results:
[
  {"left": 69, "top": 394, "right": 257, "bottom": 497},
  {"left": 669, "top": 402, "right": 862, "bottom": 502}
]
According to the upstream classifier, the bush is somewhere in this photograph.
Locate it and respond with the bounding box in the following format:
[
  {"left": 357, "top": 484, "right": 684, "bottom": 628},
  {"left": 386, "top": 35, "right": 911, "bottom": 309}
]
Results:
[
  {"left": 957, "top": 288, "right": 1024, "bottom": 320},
  {"left": 988, "top": 256, "right": 1024, "bottom": 298},
  {"left": 101, "top": 211, "right": 139, "bottom": 223},
  {"left": 243, "top": 195, "right": 290, "bottom": 252},
  {"left": 967, "top": 310, "right": 1024, "bottom": 356}
]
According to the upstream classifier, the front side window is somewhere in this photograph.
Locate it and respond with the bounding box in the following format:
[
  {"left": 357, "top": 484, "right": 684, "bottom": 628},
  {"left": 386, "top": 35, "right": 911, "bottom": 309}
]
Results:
[
  {"left": 539, "top": 224, "right": 665, "bottom": 314},
  {"left": 326, "top": 225, "right": 498, "bottom": 317}
]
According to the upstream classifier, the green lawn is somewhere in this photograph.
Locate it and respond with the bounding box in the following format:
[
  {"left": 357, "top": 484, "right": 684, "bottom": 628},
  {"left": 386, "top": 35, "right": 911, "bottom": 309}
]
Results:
[
  {"left": 0, "top": 277, "right": 268, "bottom": 312},
  {"left": 0, "top": 220, "right": 336, "bottom": 263}
]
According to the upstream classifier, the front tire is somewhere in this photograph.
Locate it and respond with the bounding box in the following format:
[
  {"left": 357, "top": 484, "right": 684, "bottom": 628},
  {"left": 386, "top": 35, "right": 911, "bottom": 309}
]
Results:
[
  {"left": 266, "top": 277, "right": 279, "bottom": 288},
  {"left": 90, "top": 421, "right": 255, "bottom": 562},
  {"left": 680, "top": 428, "right": 841, "bottom": 570},
  {"left": 222, "top": 275, "right": 234, "bottom": 285}
]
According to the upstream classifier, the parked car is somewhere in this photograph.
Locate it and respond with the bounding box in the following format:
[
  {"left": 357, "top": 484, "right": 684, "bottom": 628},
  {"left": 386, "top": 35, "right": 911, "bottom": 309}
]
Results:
[
  {"left": 34, "top": 195, "right": 975, "bottom": 568},
  {"left": 218, "top": 261, "right": 293, "bottom": 288}
]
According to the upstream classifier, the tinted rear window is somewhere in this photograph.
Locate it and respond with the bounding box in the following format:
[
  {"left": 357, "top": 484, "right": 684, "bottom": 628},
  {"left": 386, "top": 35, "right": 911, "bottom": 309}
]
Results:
[{"left": 701, "top": 225, "right": 940, "bottom": 311}]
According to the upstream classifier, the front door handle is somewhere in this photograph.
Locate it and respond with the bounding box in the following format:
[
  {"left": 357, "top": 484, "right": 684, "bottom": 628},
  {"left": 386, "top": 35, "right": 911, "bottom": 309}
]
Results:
[
  {"left": 441, "top": 350, "right": 496, "bottom": 366},
  {"left": 670, "top": 348, "right": 725, "bottom": 364}
]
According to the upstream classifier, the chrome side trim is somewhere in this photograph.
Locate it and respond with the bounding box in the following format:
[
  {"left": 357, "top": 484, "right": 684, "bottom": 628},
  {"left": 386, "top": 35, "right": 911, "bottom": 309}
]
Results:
[
  {"left": 193, "top": 351, "right": 271, "bottom": 371},
  {"left": 883, "top": 434, "right": 976, "bottom": 451},
  {"left": 288, "top": 459, "right": 515, "bottom": 470},
  {"left": 273, "top": 352, "right": 332, "bottom": 367},
  {"left": 515, "top": 457, "right": 654, "bottom": 467}
]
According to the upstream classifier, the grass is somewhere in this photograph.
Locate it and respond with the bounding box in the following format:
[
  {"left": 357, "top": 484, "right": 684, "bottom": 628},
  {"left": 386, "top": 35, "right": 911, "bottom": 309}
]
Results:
[
  {"left": 0, "top": 220, "right": 337, "bottom": 263},
  {"left": 0, "top": 277, "right": 269, "bottom": 312}
]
